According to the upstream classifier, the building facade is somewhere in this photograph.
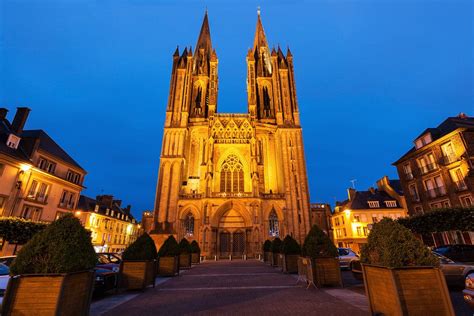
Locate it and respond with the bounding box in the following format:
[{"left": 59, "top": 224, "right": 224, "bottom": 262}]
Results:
[
  {"left": 393, "top": 114, "right": 474, "bottom": 246},
  {"left": 332, "top": 176, "right": 408, "bottom": 253},
  {"left": 76, "top": 195, "right": 141, "bottom": 253},
  {"left": 0, "top": 107, "right": 87, "bottom": 255},
  {"left": 150, "top": 12, "right": 312, "bottom": 258},
  {"left": 310, "top": 203, "right": 333, "bottom": 240}
]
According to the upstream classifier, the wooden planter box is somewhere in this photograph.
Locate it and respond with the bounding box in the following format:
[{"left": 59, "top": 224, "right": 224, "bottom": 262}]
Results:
[
  {"left": 307, "top": 257, "right": 342, "bottom": 288},
  {"left": 2, "top": 270, "right": 94, "bottom": 316},
  {"left": 158, "top": 256, "right": 179, "bottom": 277},
  {"left": 362, "top": 264, "right": 454, "bottom": 315},
  {"left": 264, "top": 251, "right": 271, "bottom": 263},
  {"left": 179, "top": 253, "right": 192, "bottom": 269},
  {"left": 282, "top": 254, "right": 299, "bottom": 274},
  {"left": 120, "top": 260, "right": 156, "bottom": 290},
  {"left": 271, "top": 252, "right": 281, "bottom": 267},
  {"left": 191, "top": 253, "right": 200, "bottom": 264}
]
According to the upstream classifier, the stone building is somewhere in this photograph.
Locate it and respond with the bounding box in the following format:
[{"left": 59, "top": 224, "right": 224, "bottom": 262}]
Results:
[
  {"left": 393, "top": 113, "right": 474, "bottom": 245},
  {"left": 76, "top": 195, "right": 141, "bottom": 253},
  {"left": 332, "top": 176, "right": 408, "bottom": 253},
  {"left": 310, "top": 203, "right": 333, "bottom": 240},
  {"left": 0, "top": 107, "right": 86, "bottom": 255},
  {"left": 149, "top": 12, "right": 312, "bottom": 258}
]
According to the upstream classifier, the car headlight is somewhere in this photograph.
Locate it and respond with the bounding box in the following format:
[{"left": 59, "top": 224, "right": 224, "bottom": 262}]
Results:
[
  {"left": 112, "top": 267, "right": 119, "bottom": 272},
  {"left": 466, "top": 276, "right": 474, "bottom": 289},
  {"left": 96, "top": 276, "right": 104, "bottom": 282}
]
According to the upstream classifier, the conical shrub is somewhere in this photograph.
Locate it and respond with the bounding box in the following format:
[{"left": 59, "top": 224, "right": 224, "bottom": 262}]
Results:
[
  {"left": 270, "top": 237, "right": 282, "bottom": 253},
  {"left": 122, "top": 233, "right": 157, "bottom": 261},
  {"left": 10, "top": 214, "right": 96, "bottom": 274},
  {"left": 179, "top": 238, "right": 192, "bottom": 254},
  {"left": 360, "top": 218, "right": 438, "bottom": 268},
  {"left": 302, "top": 225, "right": 338, "bottom": 259},
  {"left": 158, "top": 235, "right": 180, "bottom": 257},
  {"left": 190, "top": 240, "right": 201, "bottom": 254},
  {"left": 263, "top": 240, "right": 272, "bottom": 252},
  {"left": 281, "top": 235, "right": 301, "bottom": 255}
]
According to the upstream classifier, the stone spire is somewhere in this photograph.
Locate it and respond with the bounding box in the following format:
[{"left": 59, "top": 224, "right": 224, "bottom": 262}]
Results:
[
  {"left": 195, "top": 11, "right": 212, "bottom": 58},
  {"left": 252, "top": 9, "right": 272, "bottom": 77},
  {"left": 253, "top": 8, "right": 269, "bottom": 52}
]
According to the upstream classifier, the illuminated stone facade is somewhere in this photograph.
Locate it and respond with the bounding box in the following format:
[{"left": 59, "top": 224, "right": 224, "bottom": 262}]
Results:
[{"left": 150, "top": 12, "right": 312, "bottom": 258}]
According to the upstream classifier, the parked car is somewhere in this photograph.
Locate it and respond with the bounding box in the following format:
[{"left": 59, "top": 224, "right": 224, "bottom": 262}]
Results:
[
  {"left": 338, "top": 248, "right": 359, "bottom": 270},
  {"left": 94, "top": 267, "right": 117, "bottom": 295},
  {"left": 351, "top": 252, "right": 474, "bottom": 287},
  {"left": 0, "top": 263, "right": 11, "bottom": 305},
  {"left": 97, "top": 253, "right": 121, "bottom": 272},
  {"left": 463, "top": 273, "right": 474, "bottom": 309},
  {"left": 0, "top": 256, "right": 16, "bottom": 267},
  {"left": 433, "top": 244, "right": 474, "bottom": 263}
]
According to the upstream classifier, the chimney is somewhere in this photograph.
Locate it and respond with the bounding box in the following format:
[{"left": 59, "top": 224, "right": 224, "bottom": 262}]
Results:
[
  {"left": 347, "top": 188, "right": 356, "bottom": 201},
  {"left": 0, "top": 108, "right": 8, "bottom": 121},
  {"left": 11, "top": 107, "right": 31, "bottom": 134},
  {"left": 369, "top": 187, "right": 376, "bottom": 194},
  {"left": 96, "top": 195, "right": 114, "bottom": 208}
]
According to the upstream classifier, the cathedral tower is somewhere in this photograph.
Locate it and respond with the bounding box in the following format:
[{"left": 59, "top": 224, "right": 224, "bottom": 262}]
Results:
[{"left": 151, "top": 11, "right": 312, "bottom": 256}]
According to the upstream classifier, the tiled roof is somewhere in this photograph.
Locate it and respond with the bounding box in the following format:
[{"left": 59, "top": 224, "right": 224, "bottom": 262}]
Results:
[
  {"left": 394, "top": 115, "right": 474, "bottom": 164},
  {"left": 0, "top": 119, "right": 31, "bottom": 163},
  {"left": 338, "top": 190, "right": 401, "bottom": 210}
]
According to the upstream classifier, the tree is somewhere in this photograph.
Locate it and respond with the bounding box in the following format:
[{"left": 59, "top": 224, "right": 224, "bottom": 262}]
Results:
[
  {"left": 122, "top": 233, "right": 157, "bottom": 261},
  {"left": 302, "top": 225, "right": 338, "bottom": 258}
]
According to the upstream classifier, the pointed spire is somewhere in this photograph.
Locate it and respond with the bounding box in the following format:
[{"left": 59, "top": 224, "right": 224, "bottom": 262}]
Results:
[
  {"left": 195, "top": 10, "right": 212, "bottom": 56},
  {"left": 173, "top": 46, "right": 179, "bottom": 57},
  {"left": 253, "top": 8, "right": 269, "bottom": 51},
  {"left": 287, "top": 46, "right": 292, "bottom": 57}
]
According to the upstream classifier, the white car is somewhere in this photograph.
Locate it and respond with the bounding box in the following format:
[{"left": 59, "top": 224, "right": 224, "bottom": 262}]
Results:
[
  {"left": 0, "top": 263, "right": 11, "bottom": 306},
  {"left": 338, "top": 248, "right": 359, "bottom": 270}
]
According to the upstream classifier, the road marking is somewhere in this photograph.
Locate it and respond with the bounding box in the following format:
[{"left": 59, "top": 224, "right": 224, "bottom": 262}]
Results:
[{"left": 158, "top": 285, "right": 301, "bottom": 291}]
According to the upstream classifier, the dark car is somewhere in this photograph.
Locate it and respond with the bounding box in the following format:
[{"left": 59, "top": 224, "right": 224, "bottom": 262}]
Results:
[
  {"left": 94, "top": 268, "right": 117, "bottom": 294},
  {"left": 464, "top": 273, "right": 474, "bottom": 309},
  {"left": 0, "top": 256, "right": 16, "bottom": 267},
  {"left": 433, "top": 244, "right": 474, "bottom": 263},
  {"left": 97, "top": 253, "right": 121, "bottom": 272}
]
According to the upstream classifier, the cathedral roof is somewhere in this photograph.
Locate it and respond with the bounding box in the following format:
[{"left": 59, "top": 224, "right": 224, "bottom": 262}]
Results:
[{"left": 195, "top": 11, "right": 212, "bottom": 57}]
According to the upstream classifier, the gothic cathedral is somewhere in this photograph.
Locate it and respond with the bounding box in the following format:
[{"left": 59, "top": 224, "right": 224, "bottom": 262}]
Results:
[{"left": 151, "top": 11, "right": 312, "bottom": 258}]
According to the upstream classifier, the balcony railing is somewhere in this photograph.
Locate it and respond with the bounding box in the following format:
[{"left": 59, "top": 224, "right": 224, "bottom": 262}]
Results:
[
  {"left": 26, "top": 193, "right": 48, "bottom": 204},
  {"left": 179, "top": 193, "right": 202, "bottom": 199},
  {"left": 420, "top": 163, "right": 437, "bottom": 175},
  {"left": 260, "top": 193, "right": 286, "bottom": 199},
  {"left": 440, "top": 154, "right": 458, "bottom": 165},
  {"left": 211, "top": 192, "right": 252, "bottom": 198},
  {"left": 454, "top": 180, "right": 468, "bottom": 192},
  {"left": 426, "top": 186, "right": 446, "bottom": 199},
  {"left": 58, "top": 201, "right": 75, "bottom": 209}
]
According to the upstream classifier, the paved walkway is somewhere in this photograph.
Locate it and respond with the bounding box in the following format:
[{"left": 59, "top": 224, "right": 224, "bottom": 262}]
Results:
[{"left": 102, "top": 260, "right": 368, "bottom": 316}]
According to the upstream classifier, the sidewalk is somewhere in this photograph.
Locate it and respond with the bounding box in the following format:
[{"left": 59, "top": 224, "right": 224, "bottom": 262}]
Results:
[{"left": 96, "top": 260, "right": 369, "bottom": 315}]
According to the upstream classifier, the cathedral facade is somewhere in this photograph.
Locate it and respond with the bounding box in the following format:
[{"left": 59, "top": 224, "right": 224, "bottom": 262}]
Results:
[{"left": 151, "top": 12, "right": 312, "bottom": 258}]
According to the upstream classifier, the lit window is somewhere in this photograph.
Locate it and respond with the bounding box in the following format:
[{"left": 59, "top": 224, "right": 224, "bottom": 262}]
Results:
[
  {"left": 220, "top": 154, "right": 244, "bottom": 193},
  {"left": 460, "top": 195, "right": 473, "bottom": 207},
  {"left": 385, "top": 201, "right": 397, "bottom": 208},
  {"left": 368, "top": 201, "right": 380, "bottom": 208},
  {"left": 269, "top": 210, "right": 279, "bottom": 237},
  {"left": 185, "top": 213, "right": 194, "bottom": 236}
]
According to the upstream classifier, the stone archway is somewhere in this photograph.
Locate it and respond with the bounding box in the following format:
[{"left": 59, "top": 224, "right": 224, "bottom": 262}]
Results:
[{"left": 214, "top": 203, "right": 252, "bottom": 259}]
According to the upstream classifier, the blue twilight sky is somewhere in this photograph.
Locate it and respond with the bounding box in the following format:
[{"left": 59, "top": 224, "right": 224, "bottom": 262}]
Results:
[{"left": 1, "top": 0, "right": 473, "bottom": 219}]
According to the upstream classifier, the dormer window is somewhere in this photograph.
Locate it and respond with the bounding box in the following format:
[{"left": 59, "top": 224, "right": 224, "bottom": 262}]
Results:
[
  {"left": 368, "top": 201, "right": 380, "bottom": 208},
  {"left": 38, "top": 157, "right": 56, "bottom": 174},
  {"left": 385, "top": 201, "right": 397, "bottom": 208},
  {"left": 415, "top": 133, "right": 432, "bottom": 149},
  {"left": 6, "top": 134, "right": 20, "bottom": 149}
]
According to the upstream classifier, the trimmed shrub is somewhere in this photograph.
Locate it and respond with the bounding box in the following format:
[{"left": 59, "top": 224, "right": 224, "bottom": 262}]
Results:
[
  {"left": 190, "top": 240, "right": 200, "bottom": 254},
  {"left": 281, "top": 235, "right": 301, "bottom": 255},
  {"left": 179, "top": 238, "right": 192, "bottom": 254},
  {"left": 0, "top": 217, "right": 48, "bottom": 245},
  {"left": 361, "top": 218, "right": 438, "bottom": 268},
  {"left": 302, "top": 225, "right": 338, "bottom": 258},
  {"left": 263, "top": 240, "right": 272, "bottom": 252},
  {"left": 158, "top": 235, "right": 180, "bottom": 257},
  {"left": 10, "top": 214, "right": 96, "bottom": 275},
  {"left": 398, "top": 207, "right": 474, "bottom": 234},
  {"left": 270, "top": 237, "right": 282, "bottom": 253},
  {"left": 122, "top": 233, "right": 157, "bottom": 261}
]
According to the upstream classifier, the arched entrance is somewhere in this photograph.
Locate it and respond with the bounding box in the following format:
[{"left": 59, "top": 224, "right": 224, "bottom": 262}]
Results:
[{"left": 217, "top": 209, "right": 247, "bottom": 258}]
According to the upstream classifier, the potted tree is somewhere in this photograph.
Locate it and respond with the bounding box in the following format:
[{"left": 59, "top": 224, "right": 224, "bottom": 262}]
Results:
[
  {"left": 3, "top": 214, "right": 97, "bottom": 316},
  {"left": 263, "top": 240, "right": 272, "bottom": 264},
  {"left": 190, "top": 240, "right": 201, "bottom": 264},
  {"left": 270, "top": 237, "right": 282, "bottom": 268},
  {"left": 302, "top": 225, "right": 342, "bottom": 287},
  {"left": 178, "top": 238, "right": 192, "bottom": 269},
  {"left": 120, "top": 233, "right": 157, "bottom": 290},
  {"left": 157, "top": 235, "right": 180, "bottom": 276},
  {"left": 281, "top": 235, "right": 301, "bottom": 274},
  {"left": 361, "top": 218, "right": 454, "bottom": 315}
]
